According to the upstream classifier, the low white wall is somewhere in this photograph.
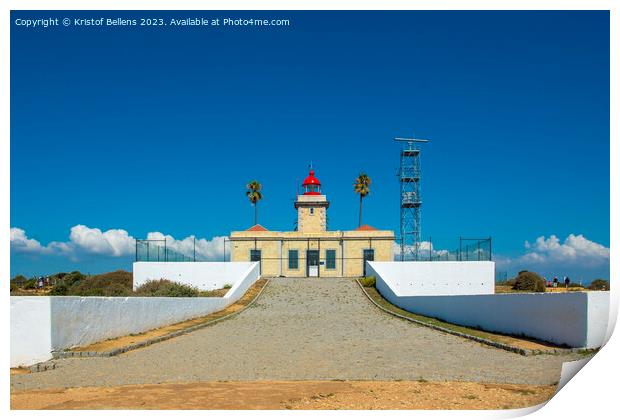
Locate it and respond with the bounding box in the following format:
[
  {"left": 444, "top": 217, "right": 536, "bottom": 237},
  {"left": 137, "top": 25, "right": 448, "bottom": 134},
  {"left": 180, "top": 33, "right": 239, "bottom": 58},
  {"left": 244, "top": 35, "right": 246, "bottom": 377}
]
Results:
[
  {"left": 133, "top": 261, "right": 256, "bottom": 291},
  {"left": 11, "top": 297, "right": 52, "bottom": 367},
  {"left": 50, "top": 296, "right": 228, "bottom": 351},
  {"left": 373, "top": 265, "right": 609, "bottom": 348},
  {"left": 367, "top": 261, "right": 495, "bottom": 296},
  {"left": 11, "top": 262, "right": 260, "bottom": 366},
  {"left": 223, "top": 261, "right": 261, "bottom": 302}
]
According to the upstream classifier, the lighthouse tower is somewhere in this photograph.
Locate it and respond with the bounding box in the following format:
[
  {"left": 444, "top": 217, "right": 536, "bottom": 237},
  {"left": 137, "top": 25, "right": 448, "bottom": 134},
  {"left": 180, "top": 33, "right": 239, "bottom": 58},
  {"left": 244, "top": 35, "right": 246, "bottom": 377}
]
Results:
[{"left": 294, "top": 169, "right": 330, "bottom": 233}]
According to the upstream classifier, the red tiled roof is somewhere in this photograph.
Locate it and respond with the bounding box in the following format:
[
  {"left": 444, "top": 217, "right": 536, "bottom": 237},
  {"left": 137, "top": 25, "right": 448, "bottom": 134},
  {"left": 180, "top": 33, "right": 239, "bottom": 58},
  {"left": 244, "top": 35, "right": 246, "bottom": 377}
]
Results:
[
  {"left": 246, "top": 224, "right": 269, "bottom": 232},
  {"left": 355, "top": 224, "right": 378, "bottom": 231}
]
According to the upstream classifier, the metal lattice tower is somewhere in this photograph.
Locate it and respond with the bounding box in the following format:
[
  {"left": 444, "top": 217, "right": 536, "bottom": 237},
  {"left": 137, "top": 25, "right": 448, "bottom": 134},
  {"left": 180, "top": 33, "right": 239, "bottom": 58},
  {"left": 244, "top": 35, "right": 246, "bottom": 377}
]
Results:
[{"left": 395, "top": 136, "right": 429, "bottom": 261}]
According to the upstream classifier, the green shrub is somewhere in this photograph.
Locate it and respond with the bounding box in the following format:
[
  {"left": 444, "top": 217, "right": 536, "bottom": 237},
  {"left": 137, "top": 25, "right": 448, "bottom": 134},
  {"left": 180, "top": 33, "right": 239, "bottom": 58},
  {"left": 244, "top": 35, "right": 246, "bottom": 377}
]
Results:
[
  {"left": 11, "top": 275, "right": 28, "bottom": 286},
  {"left": 588, "top": 279, "right": 610, "bottom": 291},
  {"left": 50, "top": 283, "right": 68, "bottom": 296},
  {"left": 67, "top": 270, "right": 132, "bottom": 296},
  {"left": 359, "top": 276, "right": 376, "bottom": 287},
  {"left": 223, "top": 283, "right": 232, "bottom": 289},
  {"left": 23, "top": 279, "right": 36, "bottom": 289},
  {"left": 63, "top": 271, "right": 86, "bottom": 288},
  {"left": 48, "top": 270, "right": 86, "bottom": 295},
  {"left": 512, "top": 271, "right": 546, "bottom": 292},
  {"left": 134, "top": 279, "right": 199, "bottom": 297}
]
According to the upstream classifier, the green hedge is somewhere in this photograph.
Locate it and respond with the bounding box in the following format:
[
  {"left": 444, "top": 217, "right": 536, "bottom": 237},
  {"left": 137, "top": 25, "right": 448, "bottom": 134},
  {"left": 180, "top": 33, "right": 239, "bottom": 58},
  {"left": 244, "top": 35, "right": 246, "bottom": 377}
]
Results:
[
  {"left": 512, "top": 271, "right": 546, "bottom": 292},
  {"left": 359, "top": 276, "right": 376, "bottom": 287},
  {"left": 588, "top": 279, "right": 610, "bottom": 291}
]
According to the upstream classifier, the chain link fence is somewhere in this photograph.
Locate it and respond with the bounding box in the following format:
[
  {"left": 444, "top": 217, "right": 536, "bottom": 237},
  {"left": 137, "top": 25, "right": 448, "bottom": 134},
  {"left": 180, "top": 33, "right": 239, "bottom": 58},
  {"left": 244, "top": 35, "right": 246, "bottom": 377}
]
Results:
[
  {"left": 135, "top": 239, "right": 195, "bottom": 262},
  {"left": 134, "top": 236, "right": 492, "bottom": 263}
]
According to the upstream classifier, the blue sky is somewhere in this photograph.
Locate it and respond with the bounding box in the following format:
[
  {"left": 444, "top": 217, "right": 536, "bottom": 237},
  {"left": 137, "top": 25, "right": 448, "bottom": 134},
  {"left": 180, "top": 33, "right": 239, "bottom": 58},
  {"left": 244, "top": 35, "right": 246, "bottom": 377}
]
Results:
[{"left": 10, "top": 10, "right": 609, "bottom": 281}]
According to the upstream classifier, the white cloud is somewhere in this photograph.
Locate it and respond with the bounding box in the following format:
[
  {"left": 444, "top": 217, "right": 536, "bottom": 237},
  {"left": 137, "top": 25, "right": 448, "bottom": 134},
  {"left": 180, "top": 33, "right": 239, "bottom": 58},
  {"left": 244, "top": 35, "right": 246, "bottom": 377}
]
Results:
[
  {"left": 10, "top": 228, "right": 45, "bottom": 253},
  {"left": 69, "top": 225, "right": 135, "bottom": 257},
  {"left": 496, "top": 234, "right": 610, "bottom": 280},
  {"left": 10, "top": 225, "right": 228, "bottom": 261},
  {"left": 522, "top": 234, "right": 609, "bottom": 266}
]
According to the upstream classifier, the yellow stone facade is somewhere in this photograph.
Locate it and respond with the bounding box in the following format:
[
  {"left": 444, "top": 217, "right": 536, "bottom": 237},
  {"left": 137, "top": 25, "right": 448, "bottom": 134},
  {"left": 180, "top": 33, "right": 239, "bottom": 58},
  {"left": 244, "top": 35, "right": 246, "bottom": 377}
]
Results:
[{"left": 231, "top": 175, "right": 394, "bottom": 278}]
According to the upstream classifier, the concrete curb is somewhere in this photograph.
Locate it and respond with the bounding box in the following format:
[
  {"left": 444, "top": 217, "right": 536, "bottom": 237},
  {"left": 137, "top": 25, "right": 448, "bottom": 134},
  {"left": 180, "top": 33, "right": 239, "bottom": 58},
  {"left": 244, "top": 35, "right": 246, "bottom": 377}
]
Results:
[
  {"left": 355, "top": 280, "right": 582, "bottom": 357},
  {"left": 29, "top": 361, "right": 57, "bottom": 373},
  {"left": 52, "top": 279, "right": 271, "bottom": 360}
]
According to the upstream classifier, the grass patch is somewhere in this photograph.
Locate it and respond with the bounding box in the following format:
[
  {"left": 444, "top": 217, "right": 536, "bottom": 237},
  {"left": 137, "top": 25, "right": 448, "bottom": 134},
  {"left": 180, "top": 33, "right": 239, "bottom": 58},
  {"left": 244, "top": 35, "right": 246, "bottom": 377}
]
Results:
[
  {"left": 358, "top": 276, "right": 376, "bottom": 287},
  {"left": 577, "top": 348, "right": 599, "bottom": 357},
  {"left": 198, "top": 288, "right": 229, "bottom": 297}
]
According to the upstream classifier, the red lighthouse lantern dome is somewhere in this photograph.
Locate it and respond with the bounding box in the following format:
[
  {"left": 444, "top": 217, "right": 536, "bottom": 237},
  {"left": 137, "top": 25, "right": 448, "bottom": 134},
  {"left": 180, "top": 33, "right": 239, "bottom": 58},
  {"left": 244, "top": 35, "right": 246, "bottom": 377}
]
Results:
[{"left": 302, "top": 169, "right": 321, "bottom": 195}]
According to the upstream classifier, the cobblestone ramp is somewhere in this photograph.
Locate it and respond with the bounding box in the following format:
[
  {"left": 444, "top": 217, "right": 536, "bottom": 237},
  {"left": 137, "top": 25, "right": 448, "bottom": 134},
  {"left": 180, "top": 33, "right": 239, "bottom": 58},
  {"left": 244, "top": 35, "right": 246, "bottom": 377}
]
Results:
[{"left": 11, "top": 278, "right": 582, "bottom": 390}]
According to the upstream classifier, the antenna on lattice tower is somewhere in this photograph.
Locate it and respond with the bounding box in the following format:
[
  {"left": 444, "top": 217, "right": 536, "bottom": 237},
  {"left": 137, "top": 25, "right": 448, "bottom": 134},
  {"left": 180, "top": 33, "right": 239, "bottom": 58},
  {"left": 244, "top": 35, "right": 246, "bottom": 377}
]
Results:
[{"left": 394, "top": 135, "right": 430, "bottom": 261}]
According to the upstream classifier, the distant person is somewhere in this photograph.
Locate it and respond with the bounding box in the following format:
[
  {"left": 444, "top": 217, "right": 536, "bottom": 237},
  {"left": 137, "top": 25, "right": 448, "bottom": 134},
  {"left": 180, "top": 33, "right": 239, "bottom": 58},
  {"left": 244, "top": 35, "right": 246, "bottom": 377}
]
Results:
[
  {"left": 37, "top": 277, "right": 44, "bottom": 289},
  {"left": 564, "top": 276, "right": 570, "bottom": 289},
  {"left": 553, "top": 277, "right": 558, "bottom": 288}
]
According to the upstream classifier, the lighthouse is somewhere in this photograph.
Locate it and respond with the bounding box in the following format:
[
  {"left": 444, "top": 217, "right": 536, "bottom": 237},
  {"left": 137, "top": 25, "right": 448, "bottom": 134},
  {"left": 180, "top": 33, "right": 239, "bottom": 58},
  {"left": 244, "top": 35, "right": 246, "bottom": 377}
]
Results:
[{"left": 294, "top": 169, "right": 330, "bottom": 233}]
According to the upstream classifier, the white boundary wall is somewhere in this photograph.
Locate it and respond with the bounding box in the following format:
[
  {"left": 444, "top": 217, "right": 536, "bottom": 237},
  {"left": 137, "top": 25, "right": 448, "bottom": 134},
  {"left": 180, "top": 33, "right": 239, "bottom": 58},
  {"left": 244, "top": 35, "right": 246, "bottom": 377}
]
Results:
[
  {"left": 366, "top": 261, "right": 494, "bottom": 295},
  {"left": 133, "top": 261, "right": 256, "bottom": 291},
  {"left": 370, "top": 261, "right": 609, "bottom": 348},
  {"left": 11, "top": 262, "right": 259, "bottom": 367},
  {"left": 11, "top": 297, "right": 52, "bottom": 367}
]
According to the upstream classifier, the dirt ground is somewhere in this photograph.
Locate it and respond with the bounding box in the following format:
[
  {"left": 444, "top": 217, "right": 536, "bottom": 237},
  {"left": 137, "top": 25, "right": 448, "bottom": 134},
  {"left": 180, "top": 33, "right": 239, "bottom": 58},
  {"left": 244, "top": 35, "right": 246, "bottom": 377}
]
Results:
[
  {"left": 10, "top": 286, "right": 53, "bottom": 296},
  {"left": 495, "top": 285, "right": 588, "bottom": 294},
  {"left": 71, "top": 279, "right": 268, "bottom": 353},
  {"left": 10, "top": 380, "right": 556, "bottom": 410}
]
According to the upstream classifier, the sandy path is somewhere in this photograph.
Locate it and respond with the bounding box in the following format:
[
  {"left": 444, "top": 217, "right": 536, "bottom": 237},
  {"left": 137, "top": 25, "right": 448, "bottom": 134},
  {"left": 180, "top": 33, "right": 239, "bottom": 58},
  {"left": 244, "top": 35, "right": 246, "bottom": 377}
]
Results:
[{"left": 11, "top": 380, "right": 555, "bottom": 410}]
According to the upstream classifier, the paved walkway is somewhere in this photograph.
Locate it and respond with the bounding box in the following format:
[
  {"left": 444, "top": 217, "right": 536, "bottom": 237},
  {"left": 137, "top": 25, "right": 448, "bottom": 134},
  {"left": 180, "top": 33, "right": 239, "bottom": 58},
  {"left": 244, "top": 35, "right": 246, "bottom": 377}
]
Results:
[{"left": 11, "top": 278, "right": 581, "bottom": 390}]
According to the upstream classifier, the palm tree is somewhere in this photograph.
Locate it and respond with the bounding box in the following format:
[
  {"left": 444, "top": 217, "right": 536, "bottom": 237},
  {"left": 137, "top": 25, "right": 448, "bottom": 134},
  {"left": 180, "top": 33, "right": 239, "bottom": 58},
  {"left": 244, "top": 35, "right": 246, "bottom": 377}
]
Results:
[
  {"left": 353, "top": 172, "right": 371, "bottom": 227},
  {"left": 245, "top": 180, "right": 263, "bottom": 225}
]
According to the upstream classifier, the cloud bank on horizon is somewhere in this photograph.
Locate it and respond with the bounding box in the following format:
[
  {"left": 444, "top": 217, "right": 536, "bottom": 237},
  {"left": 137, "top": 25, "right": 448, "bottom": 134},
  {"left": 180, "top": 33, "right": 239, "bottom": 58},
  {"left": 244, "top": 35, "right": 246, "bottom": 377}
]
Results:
[
  {"left": 10, "top": 225, "right": 610, "bottom": 281},
  {"left": 493, "top": 234, "right": 610, "bottom": 281},
  {"left": 10, "top": 225, "right": 228, "bottom": 263}
]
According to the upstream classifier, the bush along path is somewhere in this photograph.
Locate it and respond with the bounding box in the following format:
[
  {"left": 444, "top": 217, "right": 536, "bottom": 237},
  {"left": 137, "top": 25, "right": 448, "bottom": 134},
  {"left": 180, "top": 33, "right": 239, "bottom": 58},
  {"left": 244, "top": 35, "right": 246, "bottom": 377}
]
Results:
[
  {"left": 50, "top": 279, "right": 270, "bottom": 361},
  {"left": 356, "top": 279, "right": 584, "bottom": 356},
  {"left": 10, "top": 270, "right": 230, "bottom": 298}
]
